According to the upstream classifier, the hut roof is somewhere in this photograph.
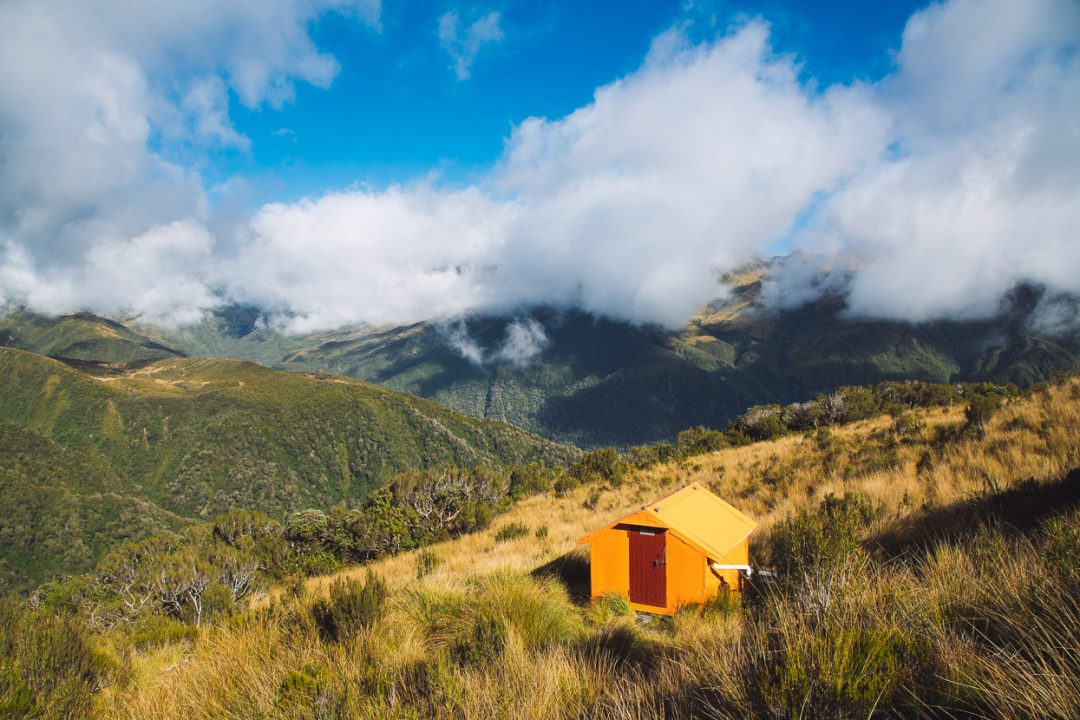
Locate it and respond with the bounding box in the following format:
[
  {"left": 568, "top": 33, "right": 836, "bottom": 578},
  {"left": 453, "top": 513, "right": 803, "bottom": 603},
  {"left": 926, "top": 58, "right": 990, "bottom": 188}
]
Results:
[{"left": 578, "top": 483, "right": 757, "bottom": 560}]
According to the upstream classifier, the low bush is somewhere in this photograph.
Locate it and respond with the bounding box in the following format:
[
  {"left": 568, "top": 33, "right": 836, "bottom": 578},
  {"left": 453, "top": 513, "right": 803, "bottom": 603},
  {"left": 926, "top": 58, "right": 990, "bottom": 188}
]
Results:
[
  {"left": 966, "top": 393, "right": 1003, "bottom": 432},
  {"left": 569, "top": 448, "right": 628, "bottom": 486},
  {"left": 0, "top": 599, "right": 117, "bottom": 719},
  {"left": 493, "top": 522, "right": 529, "bottom": 543},
  {"left": 627, "top": 443, "right": 677, "bottom": 469},
  {"left": 451, "top": 612, "right": 509, "bottom": 667},
  {"left": 770, "top": 493, "right": 873, "bottom": 578},
  {"left": 126, "top": 614, "right": 199, "bottom": 651},
  {"left": 415, "top": 549, "right": 440, "bottom": 580},
  {"left": 311, "top": 574, "right": 387, "bottom": 643}
]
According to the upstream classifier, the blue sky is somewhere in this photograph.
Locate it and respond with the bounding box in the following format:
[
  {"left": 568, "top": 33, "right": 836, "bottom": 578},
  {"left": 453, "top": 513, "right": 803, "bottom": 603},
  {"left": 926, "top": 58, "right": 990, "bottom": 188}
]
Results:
[
  {"left": 215, "top": 0, "right": 926, "bottom": 203},
  {"left": 1, "top": 0, "right": 1077, "bottom": 333}
]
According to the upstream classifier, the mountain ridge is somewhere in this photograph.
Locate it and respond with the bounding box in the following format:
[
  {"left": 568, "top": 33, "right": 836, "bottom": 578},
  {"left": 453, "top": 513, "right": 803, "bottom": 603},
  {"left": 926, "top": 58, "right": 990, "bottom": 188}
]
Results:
[
  {"left": 137, "top": 271, "right": 1080, "bottom": 447},
  {"left": 0, "top": 346, "right": 576, "bottom": 591}
]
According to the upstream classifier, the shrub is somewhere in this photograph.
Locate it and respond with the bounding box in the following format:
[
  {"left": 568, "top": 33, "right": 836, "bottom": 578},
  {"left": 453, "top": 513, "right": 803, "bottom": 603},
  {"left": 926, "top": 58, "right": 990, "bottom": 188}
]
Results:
[
  {"left": 286, "top": 547, "right": 339, "bottom": 577},
  {"left": 553, "top": 474, "right": 580, "bottom": 496},
  {"left": 771, "top": 494, "right": 873, "bottom": 578},
  {"left": 275, "top": 664, "right": 349, "bottom": 718},
  {"left": 0, "top": 600, "right": 115, "bottom": 719},
  {"left": 627, "top": 443, "right": 677, "bottom": 469},
  {"left": 311, "top": 574, "right": 387, "bottom": 643},
  {"left": 583, "top": 489, "right": 601, "bottom": 510},
  {"left": 701, "top": 588, "right": 741, "bottom": 617},
  {"left": 451, "top": 612, "right": 509, "bottom": 667},
  {"left": 893, "top": 412, "right": 925, "bottom": 436},
  {"left": 753, "top": 619, "right": 929, "bottom": 719},
  {"left": 494, "top": 522, "right": 529, "bottom": 543},
  {"left": 284, "top": 509, "right": 330, "bottom": 544},
  {"left": 126, "top": 614, "right": 199, "bottom": 651},
  {"left": 741, "top": 405, "right": 788, "bottom": 441},
  {"left": 676, "top": 426, "right": 729, "bottom": 457},
  {"left": 282, "top": 572, "right": 308, "bottom": 600},
  {"left": 783, "top": 401, "right": 827, "bottom": 431},
  {"left": 508, "top": 464, "right": 555, "bottom": 499},
  {"left": 416, "top": 549, "right": 440, "bottom": 580},
  {"left": 570, "top": 448, "right": 627, "bottom": 486},
  {"left": 965, "top": 393, "right": 1003, "bottom": 431}
]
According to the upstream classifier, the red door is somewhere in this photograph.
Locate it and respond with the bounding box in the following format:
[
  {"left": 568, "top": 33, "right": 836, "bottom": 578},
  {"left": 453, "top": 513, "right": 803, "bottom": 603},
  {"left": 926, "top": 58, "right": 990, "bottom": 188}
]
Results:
[{"left": 628, "top": 529, "right": 666, "bottom": 607}]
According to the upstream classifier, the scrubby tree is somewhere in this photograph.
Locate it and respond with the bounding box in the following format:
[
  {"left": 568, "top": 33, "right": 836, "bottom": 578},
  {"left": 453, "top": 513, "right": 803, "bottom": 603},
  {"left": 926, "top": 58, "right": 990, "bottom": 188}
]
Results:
[
  {"left": 570, "top": 448, "right": 628, "bottom": 486},
  {"left": 965, "top": 393, "right": 1003, "bottom": 432}
]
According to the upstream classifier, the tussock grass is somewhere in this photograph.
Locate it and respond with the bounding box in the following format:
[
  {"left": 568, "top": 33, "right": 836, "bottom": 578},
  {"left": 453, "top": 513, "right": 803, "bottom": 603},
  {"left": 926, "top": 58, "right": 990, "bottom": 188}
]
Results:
[{"left": 100, "top": 377, "right": 1080, "bottom": 718}]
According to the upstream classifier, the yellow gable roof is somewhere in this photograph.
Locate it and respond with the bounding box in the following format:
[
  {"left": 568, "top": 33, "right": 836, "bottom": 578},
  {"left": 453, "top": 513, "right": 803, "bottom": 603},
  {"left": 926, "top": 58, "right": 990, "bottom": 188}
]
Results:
[{"left": 579, "top": 483, "right": 757, "bottom": 561}]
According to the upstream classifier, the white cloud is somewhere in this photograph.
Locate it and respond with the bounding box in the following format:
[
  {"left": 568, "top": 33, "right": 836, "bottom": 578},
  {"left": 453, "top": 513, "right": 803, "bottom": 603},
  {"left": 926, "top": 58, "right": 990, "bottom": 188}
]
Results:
[
  {"left": 439, "top": 316, "right": 550, "bottom": 367},
  {"left": 786, "top": 0, "right": 1080, "bottom": 322},
  {"left": 0, "top": 0, "right": 379, "bottom": 316},
  {"left": 441, "top": 321, "right": 486, "bottom": 365},
  {"left": 0, "top": 220, "right": 217, "bottom": 327},
  {"left": 225, "top": 184, "right": 511, "bottom": 332},
  {"left": 438, "top": 9, "right": 504, "bottom": 80},
  {"left": 495, "top": 318, "right": 550, "bottom": 366},
  {"left": 230, "top": 20, "right": 885, "bottom": 329},
  {"left": 1, "top": 0, "right": 1078, "bottom": 336}
]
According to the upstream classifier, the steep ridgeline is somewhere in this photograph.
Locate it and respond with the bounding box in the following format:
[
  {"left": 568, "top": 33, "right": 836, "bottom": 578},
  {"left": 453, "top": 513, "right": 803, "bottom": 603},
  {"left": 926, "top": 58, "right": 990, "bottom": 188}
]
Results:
[
  {"left": 144, "top": 269, "right": 1080, "bottom": 447},
  {"left": 0, "top": 347, "right": 576, "bottom": 592},
  {"left": 0, "top": 309, "right": 185, "bottom": 368}
]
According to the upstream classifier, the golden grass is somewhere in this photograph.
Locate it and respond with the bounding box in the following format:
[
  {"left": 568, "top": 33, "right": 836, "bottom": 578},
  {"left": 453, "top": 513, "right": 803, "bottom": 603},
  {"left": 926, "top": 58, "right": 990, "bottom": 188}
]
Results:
[
  {"left": 109, "top": 378, "right": 1080, "bottom": 719},
  {"left": 298, "top": 377, "right": 1080, "bottom": 598}
]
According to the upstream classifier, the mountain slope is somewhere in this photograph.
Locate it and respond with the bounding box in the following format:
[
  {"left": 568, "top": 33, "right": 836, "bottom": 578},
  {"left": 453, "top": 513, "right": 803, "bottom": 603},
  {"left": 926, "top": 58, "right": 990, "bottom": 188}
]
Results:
[
  {"left": 143, "top": 271, "right": 1080, "bottom": 447},
  {"left": 0, "top": 347, "right": 575, "bottom": 591},
  {"left": 0, "top": 309, "right": 185, "bottom": 368},
  {"left": 100, "top": 375, "right": 1080, "bottom": 720},
  {"left": 0, "top": 419, "right": 188, "bottom": 592}
]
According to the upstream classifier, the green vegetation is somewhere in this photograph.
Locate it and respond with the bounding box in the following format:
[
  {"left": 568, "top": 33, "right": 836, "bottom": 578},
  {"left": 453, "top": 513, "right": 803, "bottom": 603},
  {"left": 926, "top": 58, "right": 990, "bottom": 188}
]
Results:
[
  {"left": 0, "top": 598, "right": 117, "bottom": 719},
  {"left": 129, "top": 269, "right": 1080, "bottom": 447},
  {"left": 0, "top": 347, "right": 575, "bottom": 591},
  {"left": 311, "top": 575, "right": 387, "bottom": 642},
  {"left": 493, "top": 522, "right": 530, "bottom": 543},
  {"left": 4, "top": 372, "right": 1080, "bottom": 718},
  {"left": 0, "top": 310, "right": 184, "bottom": 367}
]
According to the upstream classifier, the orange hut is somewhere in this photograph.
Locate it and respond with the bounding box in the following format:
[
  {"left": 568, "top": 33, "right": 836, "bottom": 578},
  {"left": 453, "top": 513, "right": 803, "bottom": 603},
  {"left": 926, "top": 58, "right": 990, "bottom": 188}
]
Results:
[{"left": 578, "top": 483, "right": 757, "bottom": 615}]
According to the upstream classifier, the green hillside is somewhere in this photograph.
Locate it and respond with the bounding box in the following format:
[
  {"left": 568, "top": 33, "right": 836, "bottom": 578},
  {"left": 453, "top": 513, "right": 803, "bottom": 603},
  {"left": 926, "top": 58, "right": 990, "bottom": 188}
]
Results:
[
  {"left": 0, "top": 348, "right": 575, "bottom": 591},
  {"left": 141, "top": 271, "right": 1080, "bottom": 447},
  {"left": 0, "top": 420, "right": 189, "bottom": 592},
  {"left": 0, "top": 309, "right": 184, "bottom": 367}
]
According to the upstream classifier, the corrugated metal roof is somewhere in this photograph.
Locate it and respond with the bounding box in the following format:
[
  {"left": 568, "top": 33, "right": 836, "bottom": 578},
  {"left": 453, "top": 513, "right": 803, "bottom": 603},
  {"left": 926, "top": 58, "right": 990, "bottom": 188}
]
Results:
[{"left": 579, "top": 483, "right": 757, "bottom": 560}]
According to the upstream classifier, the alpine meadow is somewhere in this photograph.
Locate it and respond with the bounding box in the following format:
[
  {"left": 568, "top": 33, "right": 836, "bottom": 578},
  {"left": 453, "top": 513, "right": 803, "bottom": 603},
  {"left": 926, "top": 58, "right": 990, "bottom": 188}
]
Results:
[{"left": 1, "top": 0, "right": 1078, "bottom": 718}]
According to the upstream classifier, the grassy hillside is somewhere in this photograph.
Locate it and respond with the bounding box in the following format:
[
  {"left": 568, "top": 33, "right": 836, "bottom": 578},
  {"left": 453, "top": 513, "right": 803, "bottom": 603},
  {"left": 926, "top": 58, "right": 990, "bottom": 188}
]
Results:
[
  {"left": 140, "top": 270, "right": 1080, "bottom": 447},
  {"left": 0, "top": 309, "right": 184, "bottom": 367},
  {"left": 0, "top": 347, "right": 575, "bottom": 591},
  {"left": 0, "top": 420, "right": 188, "bottom": 593},
  {"left": 20, "top": 374, "right": 1073, "bottom": 719}
]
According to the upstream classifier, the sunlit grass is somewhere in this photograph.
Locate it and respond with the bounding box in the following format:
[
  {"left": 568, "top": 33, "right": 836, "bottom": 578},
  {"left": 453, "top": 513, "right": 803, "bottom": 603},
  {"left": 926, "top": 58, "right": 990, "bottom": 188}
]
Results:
[{"left": 106, "top": 377, "right": 1080, "bottom": 718}]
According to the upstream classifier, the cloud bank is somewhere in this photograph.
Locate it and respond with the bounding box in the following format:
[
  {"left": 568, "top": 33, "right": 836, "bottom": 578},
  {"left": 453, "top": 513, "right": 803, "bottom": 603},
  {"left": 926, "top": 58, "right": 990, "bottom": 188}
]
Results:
[
  {"left": 0, "top": 0, "right": 380, "bottom": 325},
  {"left": 0, "top": 0, "right": 1077, "bottom": 334}
]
